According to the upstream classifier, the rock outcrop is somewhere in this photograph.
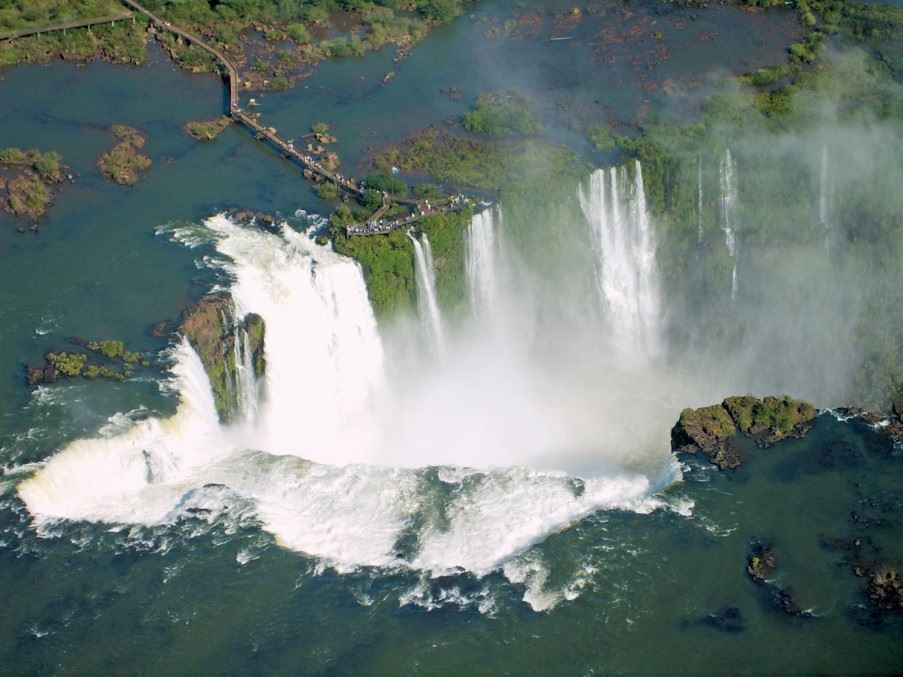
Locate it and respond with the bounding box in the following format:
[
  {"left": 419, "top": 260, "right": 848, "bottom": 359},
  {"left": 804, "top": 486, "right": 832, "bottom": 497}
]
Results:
[
  {"left": 671, "top": 395, "right": 818, "bottom": 469},
  {"left": 179, "top": 293, "right": 265, "bottom": 422}
]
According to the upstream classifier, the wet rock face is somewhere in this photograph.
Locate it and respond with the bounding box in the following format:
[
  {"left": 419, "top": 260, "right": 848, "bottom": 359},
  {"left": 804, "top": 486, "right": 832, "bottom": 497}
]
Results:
[
  {"left": 179, "top": 294, "right": 265, "bottom": 422},
  {"left": 671, "top": 395, "right": 818, "bottom": 469}
]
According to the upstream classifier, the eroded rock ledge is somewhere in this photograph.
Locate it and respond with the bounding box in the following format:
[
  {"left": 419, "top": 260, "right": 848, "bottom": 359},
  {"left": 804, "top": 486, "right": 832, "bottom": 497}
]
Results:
[
  {"left": 179, "top": 293, "right": 265, "bottom": 422},
  {"left": 671, "top": 395, "right": 818, "bottom": 469}
]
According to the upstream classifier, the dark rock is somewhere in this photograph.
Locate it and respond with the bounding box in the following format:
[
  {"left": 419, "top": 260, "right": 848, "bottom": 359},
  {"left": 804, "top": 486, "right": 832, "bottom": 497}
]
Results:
[
  {"left": 773, "top": 587, "right": 810, "bottom": 617},
  {"left": 747, "top": 543, "right": 776, "bottom": 582},
  {"left": 26, "top": 362, "right": 58, "bottom": 386}
]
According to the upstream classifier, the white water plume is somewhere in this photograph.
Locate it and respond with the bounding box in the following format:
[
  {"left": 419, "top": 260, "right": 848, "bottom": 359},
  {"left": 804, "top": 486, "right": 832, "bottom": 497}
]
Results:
[
  {"left": 19, "top": 213, "right": 680, "bottom": 583},
  {"left": 578, "top": 161, "right": 662, "bottom": 362},
  {"left": 407, "top": 230, "right": 444, "bottom": 353},
  {"left": 719, "top": 149, "right": 739, "bottom": 300}
]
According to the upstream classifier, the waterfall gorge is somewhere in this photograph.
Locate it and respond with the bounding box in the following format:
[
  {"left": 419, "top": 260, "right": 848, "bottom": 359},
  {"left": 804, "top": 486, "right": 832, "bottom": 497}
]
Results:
[{"left": 19, "top": 200, "right": 686, "bottom": 596}]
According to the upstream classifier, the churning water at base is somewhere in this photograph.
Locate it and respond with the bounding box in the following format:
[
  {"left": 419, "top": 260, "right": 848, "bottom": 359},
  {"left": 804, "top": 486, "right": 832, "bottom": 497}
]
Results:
[
  {"left": 18, "top": 214, "right": 679, "bottom": 600},
  {"left": 578, "top": 162, "right": 662, "bottom": 362}
]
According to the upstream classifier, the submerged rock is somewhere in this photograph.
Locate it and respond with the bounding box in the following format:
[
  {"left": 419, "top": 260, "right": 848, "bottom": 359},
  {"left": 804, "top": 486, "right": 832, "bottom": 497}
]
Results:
[
  {"left": 179, "top": 293, "right": 266, "bottom": 422},
  {"left": 671, "top": 395, "right": 817, "bottom": 469}
]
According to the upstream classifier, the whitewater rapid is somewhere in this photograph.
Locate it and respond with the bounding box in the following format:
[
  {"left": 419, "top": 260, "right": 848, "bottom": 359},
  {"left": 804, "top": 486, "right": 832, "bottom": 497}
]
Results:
[{"left": 18, "top": 213, "right": 680, "bottom": 594}]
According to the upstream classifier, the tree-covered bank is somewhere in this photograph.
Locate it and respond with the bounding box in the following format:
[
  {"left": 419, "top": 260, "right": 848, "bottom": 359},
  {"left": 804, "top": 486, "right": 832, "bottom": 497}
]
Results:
[{"left": 332, "top": 206, "right": 472, "bottom": 317}]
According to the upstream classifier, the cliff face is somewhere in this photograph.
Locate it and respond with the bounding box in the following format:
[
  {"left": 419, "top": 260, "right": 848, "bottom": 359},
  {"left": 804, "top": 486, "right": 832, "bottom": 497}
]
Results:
[
  {"left": 179, "top": 294, "right": 265, "bottom": 421},
  {"left": 671, "top": 396, "right": 818, "bottom": 469}
]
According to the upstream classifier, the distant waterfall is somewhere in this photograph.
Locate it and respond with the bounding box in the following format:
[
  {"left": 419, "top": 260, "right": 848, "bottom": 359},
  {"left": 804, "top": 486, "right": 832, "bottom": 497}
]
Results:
[
  {"left": 719, "top": 149, "right": 739, "bottom": 300},
  {"left": 466, "top": 207, "right": 500, "bottom": 316},
  {"left": 578, "top": 161, "right": 662, "bottom": 362},
  {"left": 408, "top": 230, "right": 444, "bottom": 352},
  {"left": 697, "top": 157, "right": 704, "bottom": 244},
  {"left": 818, "top": 144, "right": 835, "bottom": 249}
]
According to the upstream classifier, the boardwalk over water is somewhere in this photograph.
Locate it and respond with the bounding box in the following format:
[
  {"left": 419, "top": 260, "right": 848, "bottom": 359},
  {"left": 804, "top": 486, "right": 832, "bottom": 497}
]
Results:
[
  {"left": 121, "top": 0, "right": 477, "bottom": 233},
  {"left": 9, "top": 0, "right": 480, "bottom": 235}
]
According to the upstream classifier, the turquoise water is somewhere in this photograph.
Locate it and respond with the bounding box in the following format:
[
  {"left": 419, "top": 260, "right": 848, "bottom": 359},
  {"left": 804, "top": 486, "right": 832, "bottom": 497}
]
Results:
[{"left": 2, "top": 2, "right": 900, "bottom": 674}]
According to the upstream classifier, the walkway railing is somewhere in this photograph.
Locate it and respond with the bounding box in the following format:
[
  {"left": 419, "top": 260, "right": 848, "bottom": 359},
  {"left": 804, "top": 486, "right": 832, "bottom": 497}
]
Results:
[{"left": 0, "top": 13, "right": 134, "bottom": 41}]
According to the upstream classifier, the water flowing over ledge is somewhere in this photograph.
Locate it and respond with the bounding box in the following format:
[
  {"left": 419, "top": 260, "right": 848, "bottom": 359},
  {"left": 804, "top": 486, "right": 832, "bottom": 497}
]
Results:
[{"left": 18, "top": 212, "right": 683, "bottom": 592}]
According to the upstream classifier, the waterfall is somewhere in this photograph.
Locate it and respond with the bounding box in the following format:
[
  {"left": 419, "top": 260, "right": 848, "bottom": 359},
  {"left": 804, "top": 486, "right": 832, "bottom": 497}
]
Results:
[
  {"left": 578, "top": 160, "right": 662, "bottom": 362},
  {"left": 719, "top": 148, "right": 739, "bottom": 300},
  {"left": 697, "top": 157, "right": 703, "bottom": 244},
  {"left": 407, "top": 230, "right": 444, "bottom": 352},
  {"left": 818, "top": 144, "right": 835, "bottom": 251},
  {"left": 466, "top": 206, "right": 500, "bottom": 316},
  {"left": 233, "top": 324, "right": 259, "bottom": 422}
]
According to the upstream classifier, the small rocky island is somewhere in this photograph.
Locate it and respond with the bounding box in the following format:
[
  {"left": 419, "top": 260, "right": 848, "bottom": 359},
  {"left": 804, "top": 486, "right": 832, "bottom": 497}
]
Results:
[
  {"left": 26, "top": 339, "right": 150, "bottom": 386},
  {"left": 0, "top": 147, "right": 68, "bottom": 220},
  {"left": 184, "top": 116, "right": 231, "bottom": 141},
  {"left": 97, "top": 124, "right": 151, "bottom": 186},
  {"left": 671, "top": 395, "right": 818, "bottom": 469}
]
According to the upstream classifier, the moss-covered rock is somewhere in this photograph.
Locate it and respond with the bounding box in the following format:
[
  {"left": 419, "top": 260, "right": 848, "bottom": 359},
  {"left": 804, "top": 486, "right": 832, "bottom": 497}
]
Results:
[
  {"left": 672, "top": 395, "right": 818, "bottom": 469},
  {"left": 179, "top": 293, "right": 266, "bottom": 422}
]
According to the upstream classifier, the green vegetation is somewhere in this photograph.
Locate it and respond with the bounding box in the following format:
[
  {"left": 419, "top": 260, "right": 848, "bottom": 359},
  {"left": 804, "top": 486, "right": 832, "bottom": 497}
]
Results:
[
  {"left": 363, "top": 173, "right": 407, "bottom": 196},
  {"left": 723, "top": 395, "right": 817, "bottom": 437},
  {"left": 97, "top": 125, "right": 151, "bottom": 186},
  {"left": 0, "top": 148, "right": 63, "bottom": 182},
  {"left": 315, "top": 182, "right": 341, "bottom": 200},
  {"left": 0, "top": 0, "right": 124, "bottom": 31},
  {"left": 462, "top": 91, "right": 542, "bottom": 137},
  {"left": 5, "top": 175, "right": 50, "bottom": 218},
  {"left": 587, "top": 124, "right": 617, "bottom": 151},
  {"left": 30, "top": 338, "right": 150, "bottom": 385},
  {"left": 332, "top": 227, "right": 416, "bottom": 316},
  {"left": 0, "top": 16, "right": 147, "bottom": 67},
  {"left": 184, "top": 117, "right": 231, "bottom": 141},
  {"left": 84, "top": 340, "right": 144, "bottom": 364},
  {"left": 0, "top": 147, "right": 65, "bottom": 218},
  {"left": 47, "top": 351, "right": 88, "bottom": 378},
  {"left": 331, "top": 206, "right": 472, "bottom": 318}
]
